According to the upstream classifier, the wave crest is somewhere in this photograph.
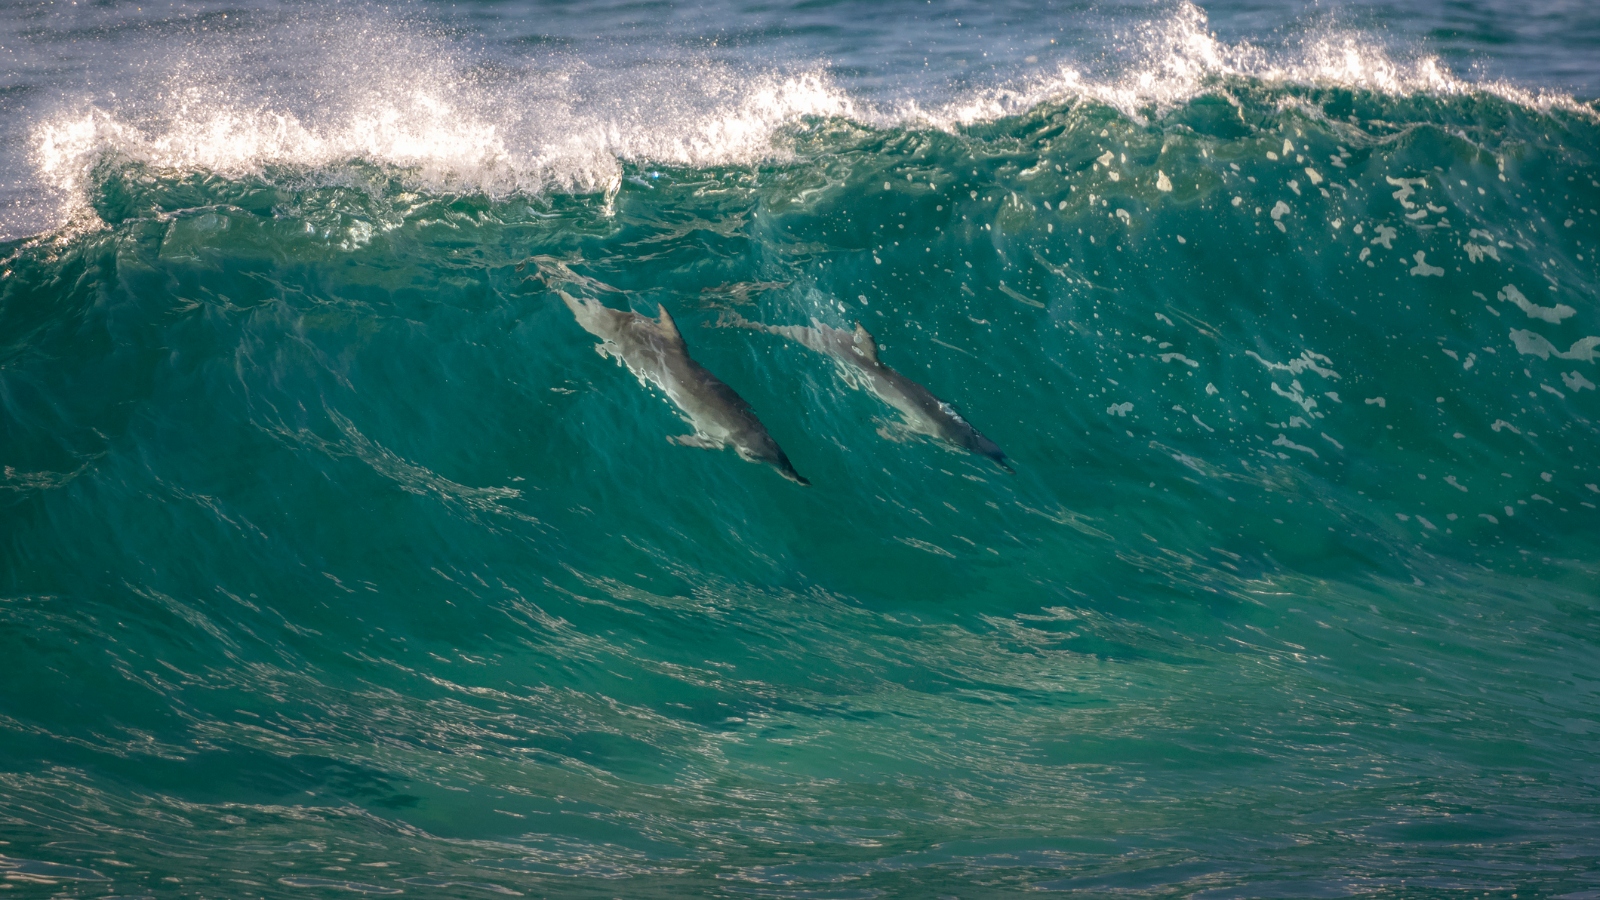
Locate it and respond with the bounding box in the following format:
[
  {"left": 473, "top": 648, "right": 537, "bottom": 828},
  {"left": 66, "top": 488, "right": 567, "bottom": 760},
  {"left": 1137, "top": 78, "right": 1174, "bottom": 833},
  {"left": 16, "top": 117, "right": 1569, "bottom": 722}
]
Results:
[
  {"left": 22, "top": 0, "right": 1593, "bottom": 237},
  {"left": 35, "top": 69, "right": 855, "bottom": 224},
  {"left": 926, "top": 1, "right": 1590, "bottom": 127}
]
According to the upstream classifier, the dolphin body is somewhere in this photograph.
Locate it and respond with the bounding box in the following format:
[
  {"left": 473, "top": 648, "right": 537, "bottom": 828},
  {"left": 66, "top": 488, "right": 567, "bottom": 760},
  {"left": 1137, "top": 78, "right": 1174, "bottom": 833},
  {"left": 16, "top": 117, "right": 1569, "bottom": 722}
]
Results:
[
  {"left": 730, "top": 314, "right": 1011, "bottom": 472},
  {"left": 561, "top": 291, "right": 809, "bottom": 485}
]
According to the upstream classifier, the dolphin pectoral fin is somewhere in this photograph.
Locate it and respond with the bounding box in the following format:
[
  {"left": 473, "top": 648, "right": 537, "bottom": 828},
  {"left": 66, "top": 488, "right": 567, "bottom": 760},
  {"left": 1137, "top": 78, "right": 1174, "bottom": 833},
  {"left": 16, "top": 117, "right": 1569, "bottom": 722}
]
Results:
[
  {"left": 874, "top": 418, "right": 913, "bottom": 443},
  {"left": 669, "top": 433, "right": 722, "bottom": 450}
]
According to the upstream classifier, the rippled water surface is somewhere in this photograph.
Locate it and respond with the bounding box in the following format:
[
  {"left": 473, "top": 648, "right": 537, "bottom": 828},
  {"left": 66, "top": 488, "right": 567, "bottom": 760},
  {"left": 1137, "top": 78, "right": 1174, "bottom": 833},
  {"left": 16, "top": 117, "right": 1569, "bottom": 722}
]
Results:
[{"left": 2, "top": 1, "right": 1600, "bottom": 897}]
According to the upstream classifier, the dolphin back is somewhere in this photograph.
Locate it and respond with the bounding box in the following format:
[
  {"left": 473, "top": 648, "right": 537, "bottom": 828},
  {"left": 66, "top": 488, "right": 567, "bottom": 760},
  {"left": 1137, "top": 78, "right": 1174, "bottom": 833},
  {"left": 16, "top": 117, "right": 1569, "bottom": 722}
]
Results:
[{"left": 559, "top": 290, "right": 637, "bottom": 343}]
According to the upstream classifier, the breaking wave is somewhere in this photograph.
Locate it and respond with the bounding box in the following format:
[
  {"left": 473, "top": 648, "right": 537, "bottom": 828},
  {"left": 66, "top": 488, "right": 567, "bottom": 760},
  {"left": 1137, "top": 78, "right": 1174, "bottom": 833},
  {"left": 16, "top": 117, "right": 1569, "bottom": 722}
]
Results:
[{"left": 23, "top": 1, "right": 1595, "bottom": 239}]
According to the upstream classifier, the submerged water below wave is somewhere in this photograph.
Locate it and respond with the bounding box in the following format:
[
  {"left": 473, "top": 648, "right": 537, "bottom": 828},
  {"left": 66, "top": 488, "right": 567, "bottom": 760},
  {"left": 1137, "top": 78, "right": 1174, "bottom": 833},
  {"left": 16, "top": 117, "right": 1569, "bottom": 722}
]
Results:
[{"left": 3, "top": 3, "right": 1600, "bottom": 898}]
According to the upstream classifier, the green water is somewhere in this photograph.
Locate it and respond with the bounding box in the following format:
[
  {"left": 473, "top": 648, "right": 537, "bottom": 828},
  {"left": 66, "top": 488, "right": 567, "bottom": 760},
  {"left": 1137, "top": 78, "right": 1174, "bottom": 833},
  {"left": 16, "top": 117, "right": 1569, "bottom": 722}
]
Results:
[{"left": 3, "top": 82, "right": 1600, "bottom": 897}]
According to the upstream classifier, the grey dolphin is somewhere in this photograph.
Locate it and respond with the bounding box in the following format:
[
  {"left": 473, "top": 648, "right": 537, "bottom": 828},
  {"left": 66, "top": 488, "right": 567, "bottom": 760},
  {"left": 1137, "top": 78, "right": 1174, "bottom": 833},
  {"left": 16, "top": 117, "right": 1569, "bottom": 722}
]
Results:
[
  {"left": 727, "top": 313, "right": 1011, "bottom": 472},
  {"left": 561, "top": 291, "right": 809, "bottom": 485}
]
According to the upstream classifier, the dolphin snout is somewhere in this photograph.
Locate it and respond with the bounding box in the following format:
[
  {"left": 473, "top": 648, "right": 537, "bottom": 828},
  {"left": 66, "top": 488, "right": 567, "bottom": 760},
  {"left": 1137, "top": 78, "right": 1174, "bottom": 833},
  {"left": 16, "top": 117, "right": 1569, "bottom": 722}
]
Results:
[
  {"left": 738, "top": 443, "right": 810, "bottom": 486},
  {"left": 966, "top": 433, "right": 1011, "bottom": 473},
  {"left": 770, "top": 455, "right": 810, "bottom": 486}
]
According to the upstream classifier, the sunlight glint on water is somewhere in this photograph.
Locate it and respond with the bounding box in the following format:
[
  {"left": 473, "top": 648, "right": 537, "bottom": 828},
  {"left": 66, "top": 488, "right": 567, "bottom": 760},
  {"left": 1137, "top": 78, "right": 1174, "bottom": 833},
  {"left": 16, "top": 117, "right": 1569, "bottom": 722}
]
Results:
[{"left": 2, "top": 1, "right": 1600, "bottom": 897}]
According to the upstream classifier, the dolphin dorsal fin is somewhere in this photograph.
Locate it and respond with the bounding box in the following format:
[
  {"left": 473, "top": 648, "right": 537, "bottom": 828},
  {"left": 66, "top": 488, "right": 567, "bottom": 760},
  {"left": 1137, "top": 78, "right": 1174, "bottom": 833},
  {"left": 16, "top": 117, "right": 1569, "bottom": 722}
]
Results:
[
  {"left": 853, "top": 323, "right": 879, "bottom": 363},
  {"left": 657, "top": 304, "right": 684, "bottom": 344}
]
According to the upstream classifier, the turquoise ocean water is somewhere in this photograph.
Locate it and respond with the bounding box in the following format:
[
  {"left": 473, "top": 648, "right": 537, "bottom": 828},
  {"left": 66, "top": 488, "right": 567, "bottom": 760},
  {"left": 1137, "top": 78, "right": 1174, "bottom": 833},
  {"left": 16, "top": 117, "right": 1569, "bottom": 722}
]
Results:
[{"left": 3, "top": 1, "right": 1600, "bottom": 896}]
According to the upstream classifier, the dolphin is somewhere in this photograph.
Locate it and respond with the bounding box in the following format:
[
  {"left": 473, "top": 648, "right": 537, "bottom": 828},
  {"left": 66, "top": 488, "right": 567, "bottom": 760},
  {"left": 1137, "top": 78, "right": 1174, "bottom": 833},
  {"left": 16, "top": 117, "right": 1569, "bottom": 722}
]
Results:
[
  {"left": 560, "top": 291, "right": 809, "bottom": 485},
  {"left": 726, "top": 313, "right": 1011, "bottom": 472}
]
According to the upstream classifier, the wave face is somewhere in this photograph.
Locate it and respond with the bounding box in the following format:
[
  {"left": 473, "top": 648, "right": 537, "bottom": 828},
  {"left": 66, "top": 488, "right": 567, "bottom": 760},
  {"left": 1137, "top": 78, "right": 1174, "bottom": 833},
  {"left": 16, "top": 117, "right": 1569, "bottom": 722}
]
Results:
[{"left": 4, "top": 2, "right": 1600, "bottom": 897}]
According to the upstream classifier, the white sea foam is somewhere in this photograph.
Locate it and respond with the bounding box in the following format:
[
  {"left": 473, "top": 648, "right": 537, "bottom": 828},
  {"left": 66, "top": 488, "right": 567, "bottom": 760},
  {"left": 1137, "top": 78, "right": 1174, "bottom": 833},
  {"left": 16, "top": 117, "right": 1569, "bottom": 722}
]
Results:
[
  {"left": 20, "top": 0, "right": 1592, "bottom": 236},
  {"left": 911, "top": 1, "right": 1591, "bottom": 129},
  {"left": 33, "top": 67, "right": 856, "bottom": 231}
]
